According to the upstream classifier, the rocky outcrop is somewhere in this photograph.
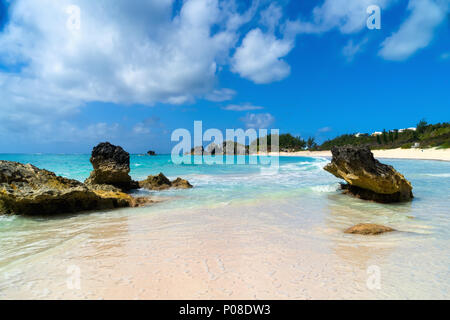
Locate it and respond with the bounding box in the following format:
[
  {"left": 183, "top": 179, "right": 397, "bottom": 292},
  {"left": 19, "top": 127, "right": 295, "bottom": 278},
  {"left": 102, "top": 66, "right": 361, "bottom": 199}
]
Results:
[
  {"left": 190, "top": 146, "right": 204, "bottom": 155},
  {"left": 324, "top": 146, "right": 413, "bottom": 203},
  {"left": 147, "top": 150, "right": 156, "bottom": 156},
  {"left": 0, "top": 161, "right": 150, "bottom": 215},
  {"left": 1, "top": 142, "right": 194, "bottom": 215},
  {"left": 139, "top": 173, "right": 193, "bottom": 191},
  {"left": 85, "top": 142, "right": 138, "bottom": 191},
  {"left": 344, "top": 223, "right": 396, "bottom": 235},
  {"left": 203, "top": 141, "right": 249, "bottom": 155},
  {"left": 84, "top": 183, "right": 154, "bottom": 208},
  {"left": 139, "top": 173, "right": 171, "bottom": 190},
  {"left": 171, "top": 177, "right": 193, "bottom": 189}
]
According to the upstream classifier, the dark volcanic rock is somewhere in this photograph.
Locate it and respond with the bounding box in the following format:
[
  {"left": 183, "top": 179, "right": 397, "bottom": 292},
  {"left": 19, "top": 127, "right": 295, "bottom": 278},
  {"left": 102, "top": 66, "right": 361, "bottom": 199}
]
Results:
[
  {"left": 0, "top": 161, "right": 146, "bottom": 215},
  {"left": 147, "top": 150, "right": 156, "bottom": 156},
  {"left": 85, "top": 142, "right": 138, "bottom": 191},
  {"left": 91, "top": 142, "right": 130, "bottom": 169},
  {"left": 139, "top": 173, "right": 193, "bottom": 191},
  {"left": 324, "top": 146, "right": 413, "bottom": 203},
  {"left": 344, "top": 223, "right": 396, "bottom": 235}
]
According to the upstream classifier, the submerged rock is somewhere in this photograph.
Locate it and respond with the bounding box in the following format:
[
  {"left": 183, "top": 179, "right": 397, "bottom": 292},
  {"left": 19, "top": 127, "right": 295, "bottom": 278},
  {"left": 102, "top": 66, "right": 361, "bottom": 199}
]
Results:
[
  {"left": 0, "top": 161, "right": 148, "bottom": 215},
  {"left": 344, "top": 223, "right": 396, "bottom": 235},
  {"left": 85, "top": 142, "right": 139, "bottom": 191},
  {"left": 139, "top": 173, "right": 193, "bottom": 191},
  {"left": 324, "top": 146, "right": 413, "bottom": 203}
]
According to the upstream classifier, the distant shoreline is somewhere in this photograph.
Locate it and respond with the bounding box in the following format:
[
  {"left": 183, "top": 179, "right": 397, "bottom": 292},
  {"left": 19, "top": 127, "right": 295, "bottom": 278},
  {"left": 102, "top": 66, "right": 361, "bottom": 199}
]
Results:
[
  {"left": 258, "top": 147, "right": 450, "bottom": 162},
  {"left": 3, "top": 148, "right": 448, "bottom": 162}
]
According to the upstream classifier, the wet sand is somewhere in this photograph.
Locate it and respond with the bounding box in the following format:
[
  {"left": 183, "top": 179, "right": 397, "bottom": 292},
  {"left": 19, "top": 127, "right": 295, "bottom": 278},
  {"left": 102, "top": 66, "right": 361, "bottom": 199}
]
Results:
[
  {"left": 0, "top": 204, "right": 386, "bottom": 299},
  {"left": 2, "top": 198, "right": 448, "bottom": 300}
]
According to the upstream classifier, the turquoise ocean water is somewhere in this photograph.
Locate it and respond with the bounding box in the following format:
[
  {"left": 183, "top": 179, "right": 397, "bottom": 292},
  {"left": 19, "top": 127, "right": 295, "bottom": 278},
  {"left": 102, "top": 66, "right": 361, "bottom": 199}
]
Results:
[{"left": 0, "top": 154, "right": 449, "bottom": 299}]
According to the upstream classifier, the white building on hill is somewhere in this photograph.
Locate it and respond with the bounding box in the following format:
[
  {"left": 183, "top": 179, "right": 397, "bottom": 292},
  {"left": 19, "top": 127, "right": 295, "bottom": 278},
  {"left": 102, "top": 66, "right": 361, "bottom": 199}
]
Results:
[{"left": 399, "top": 127, "right": 416, "bottom": 133}]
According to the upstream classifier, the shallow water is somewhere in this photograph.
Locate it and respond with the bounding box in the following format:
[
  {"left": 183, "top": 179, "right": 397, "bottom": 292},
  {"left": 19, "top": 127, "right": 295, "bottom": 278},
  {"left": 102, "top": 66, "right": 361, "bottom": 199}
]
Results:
[{"left": 0, "top": 154, "right": 449, "bottom": 299}]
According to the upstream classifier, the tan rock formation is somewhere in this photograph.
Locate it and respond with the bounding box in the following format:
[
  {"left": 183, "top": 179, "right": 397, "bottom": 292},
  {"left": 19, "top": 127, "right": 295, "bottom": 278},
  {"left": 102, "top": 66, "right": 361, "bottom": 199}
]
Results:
[
  {"left": 139, "top": 173, "right": 193, "bottom": 191},
  {"left": 0, "top": 160, "right": 147, "bottom": 215},
  {"left": 324, "top": 146, "right": 413, "bottom": 202},
  {"left": 344, "top": 223, "right": 396, "bottom": 235}
]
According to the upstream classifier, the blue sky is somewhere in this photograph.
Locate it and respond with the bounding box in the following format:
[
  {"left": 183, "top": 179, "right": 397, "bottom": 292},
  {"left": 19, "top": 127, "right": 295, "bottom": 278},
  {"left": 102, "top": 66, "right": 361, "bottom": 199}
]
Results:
[{"left": 0, "top": 0, "right": 449, "bottom": 153}]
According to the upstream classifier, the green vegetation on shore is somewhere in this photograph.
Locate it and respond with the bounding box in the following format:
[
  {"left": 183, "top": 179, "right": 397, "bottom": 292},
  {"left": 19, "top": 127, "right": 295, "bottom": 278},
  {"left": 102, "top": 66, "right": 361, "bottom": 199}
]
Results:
[
  {"left": 318, "top": 121, "right": 450, "bottom": 150},
  {"left": 249, "top": 121, "right": 449, "bottom": 152},
  {"left": 192, "top": 121, "right": 449, "bottom": 153},
  {"left": 251, "top": 133, "right": 317, "bottom": 152}
]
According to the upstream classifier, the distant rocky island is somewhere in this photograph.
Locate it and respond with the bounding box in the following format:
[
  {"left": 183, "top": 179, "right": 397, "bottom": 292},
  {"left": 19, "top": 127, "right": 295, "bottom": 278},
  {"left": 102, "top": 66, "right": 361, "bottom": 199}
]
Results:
[
  {"left": 0, "top": 142, "right": 192, "bottom": 216},
  {"left": 188, "top": 141, "right": 249, "bottom": 155}
]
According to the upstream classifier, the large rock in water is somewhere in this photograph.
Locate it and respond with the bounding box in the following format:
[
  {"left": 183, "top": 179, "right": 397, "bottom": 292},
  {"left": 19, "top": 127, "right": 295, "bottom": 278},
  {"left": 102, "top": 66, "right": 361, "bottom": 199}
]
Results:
[
  {"left": 139, "top": 173, "right": 193, "bottom": 191},
  {"left": 0, "top": 161, "right": 150, "bottom": 215},
  {"left": 85, "top": 142, "right": 138, "bottom": 191},
  {"left": 324, "top": 146, "right": 413, "bottom": 203}
]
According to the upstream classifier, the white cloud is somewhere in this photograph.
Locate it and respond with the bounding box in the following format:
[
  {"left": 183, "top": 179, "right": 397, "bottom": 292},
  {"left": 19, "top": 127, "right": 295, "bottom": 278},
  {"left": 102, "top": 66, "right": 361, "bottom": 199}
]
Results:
[
  {"left": 293, "top": 0, "right": 392, "bottom": 34},
  {"left": 288, "top": 0, "right": 446, "bottom": 61},
  {"left": 133, "top": 123, "right": 151, "bottom": 135},
  {"left": 0, "top": 0, "right": 259, "bottom": 110},
  {"left": 230, "top": 3, "right": 299, "bottom": 84},
  {"left": 61, "top": 122, "right": 121, "bottom": 143},
  {"left": 0, "top": 118, "right": 121, "bottom": 145},
  {"left": 441, "top": 52, "right": 450, "bottom": 60},
  {"left": 222, "top": 103, "right": 264, "bottom": 111},
  {"left": 259, "top": 3, "right": 283, "bottom": 32},
  {"left": 240, "top": 113, "right": 275, "bottom": 129},
  {"left": 0, "top": 0, "right": 447, "bottom": 151},
  {"left": 0, "top": 0, "right": 264, "bottom": 145},
  {"left": 132, "top": 116, "right": 162, "bottom": 135},
  {"left": 342, "top": 38, "right": 368, "bottom": 61},
  {"left": 379, "top": 0, "right": 447, "bottom": 61},
  {"left": 205, "top": 88, "right": 236, "bottom": 102},
  {"left": 232, "top": 28, "right": 293, "bottom": 84},
  {"left": 317, "top": 127, "right": 333, "bottom": 133}
]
